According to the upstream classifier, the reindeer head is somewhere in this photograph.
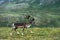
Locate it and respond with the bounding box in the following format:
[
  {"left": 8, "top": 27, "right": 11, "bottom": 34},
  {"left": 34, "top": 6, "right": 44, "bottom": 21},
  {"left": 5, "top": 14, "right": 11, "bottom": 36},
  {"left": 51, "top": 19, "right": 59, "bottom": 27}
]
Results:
[
  {"left": 25, "top": 15, "right": 35, "bottom": 24},
  {"left": 25, "top": 15, "right": 30, "bottom": 19},
  {"left": 29, "top": 17, "right": 35, "bottom": 24}
]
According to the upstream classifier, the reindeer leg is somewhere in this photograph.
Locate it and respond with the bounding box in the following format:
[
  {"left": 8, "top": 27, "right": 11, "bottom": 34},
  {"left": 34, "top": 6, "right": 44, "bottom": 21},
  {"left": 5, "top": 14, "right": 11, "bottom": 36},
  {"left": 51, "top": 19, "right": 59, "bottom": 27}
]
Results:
[
  {"left": 10, "top": 26, "right": 19, "bottom": 35},
  {"left": 10, "top": 27, "right": 16, "bottom": 36},
  {"left": 26, "top": 24, "right": 34, "bottom": 33},
  {"left": 21, "top": 27, "right": 25, "bottom": 35},
  {"left": 27, "top": 27, "right": 33, "bottom": 33},
  {"left": 14, "top": 27, "right": 20, "bottom": 35},
  {"left": 10, "top": 28, "right": 14, "bottom": 36},
  {"left": 10, "top": 23, "right": 15, "bottom": 36}
]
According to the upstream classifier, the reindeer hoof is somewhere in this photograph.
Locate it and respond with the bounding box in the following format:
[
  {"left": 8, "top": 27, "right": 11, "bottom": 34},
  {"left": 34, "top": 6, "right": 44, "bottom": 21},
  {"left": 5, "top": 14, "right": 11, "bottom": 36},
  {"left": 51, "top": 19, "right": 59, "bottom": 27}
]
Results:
[
  {"left": 10, "top": 33, "right": 12, "bottom": 36},
  {"left": 21, "top": 33, "right": 24, "bottom": 36},
  {"left": 17, "top": 32, "right": 20, "bottom": 35},
  {"left": 17, "top": 34, "right": 19, "bottom": 35},
  {"left": 31, "top": 31, "right": 34, "bottom": 34}
]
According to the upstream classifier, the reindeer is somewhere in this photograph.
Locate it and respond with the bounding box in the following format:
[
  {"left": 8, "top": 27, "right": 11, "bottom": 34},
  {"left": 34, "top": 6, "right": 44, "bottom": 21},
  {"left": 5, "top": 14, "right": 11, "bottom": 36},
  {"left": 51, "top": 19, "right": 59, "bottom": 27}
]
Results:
[{"left": 10, "top": 15, "right": 35, "bottom": 35}]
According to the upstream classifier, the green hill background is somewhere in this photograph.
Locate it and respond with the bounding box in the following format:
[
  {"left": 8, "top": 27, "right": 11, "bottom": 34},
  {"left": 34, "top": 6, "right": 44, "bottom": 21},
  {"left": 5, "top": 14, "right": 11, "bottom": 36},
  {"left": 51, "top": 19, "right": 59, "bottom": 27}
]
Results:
[{"left": 0, "top": 0, "right": 60, "bottom": 27}]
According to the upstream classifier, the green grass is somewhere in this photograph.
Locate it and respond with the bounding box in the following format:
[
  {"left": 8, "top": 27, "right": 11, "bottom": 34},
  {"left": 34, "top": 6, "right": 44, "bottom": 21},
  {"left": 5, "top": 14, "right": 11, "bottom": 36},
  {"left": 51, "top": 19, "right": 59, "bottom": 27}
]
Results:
[{"left": 0, "top": 27, "right": 60, "bottom": 40}]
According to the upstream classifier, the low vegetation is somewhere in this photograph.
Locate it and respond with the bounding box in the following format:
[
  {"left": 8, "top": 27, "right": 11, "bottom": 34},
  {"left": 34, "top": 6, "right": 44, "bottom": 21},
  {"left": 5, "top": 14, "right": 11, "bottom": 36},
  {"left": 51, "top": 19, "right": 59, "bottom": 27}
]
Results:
[{"left": 0, "top": 27, "right": 60, "bottom": 40}]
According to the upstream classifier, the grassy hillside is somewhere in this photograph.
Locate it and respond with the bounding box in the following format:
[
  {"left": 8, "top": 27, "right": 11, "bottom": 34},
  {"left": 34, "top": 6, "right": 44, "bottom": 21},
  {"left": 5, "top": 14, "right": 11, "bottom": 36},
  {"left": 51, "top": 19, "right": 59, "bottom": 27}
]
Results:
[
  {"left": 0, "top": 0, "right": 60, "bottom": 27},
  {"left": 0, "top": 27, "right": 60, "bottom": 40}
]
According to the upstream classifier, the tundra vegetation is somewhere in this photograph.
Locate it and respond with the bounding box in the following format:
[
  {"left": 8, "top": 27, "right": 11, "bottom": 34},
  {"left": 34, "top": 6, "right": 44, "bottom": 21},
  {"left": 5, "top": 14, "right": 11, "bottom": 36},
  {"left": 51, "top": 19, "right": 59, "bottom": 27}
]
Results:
[{"left": 0, "top": 0, "right": 60, "bottom": 40}]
